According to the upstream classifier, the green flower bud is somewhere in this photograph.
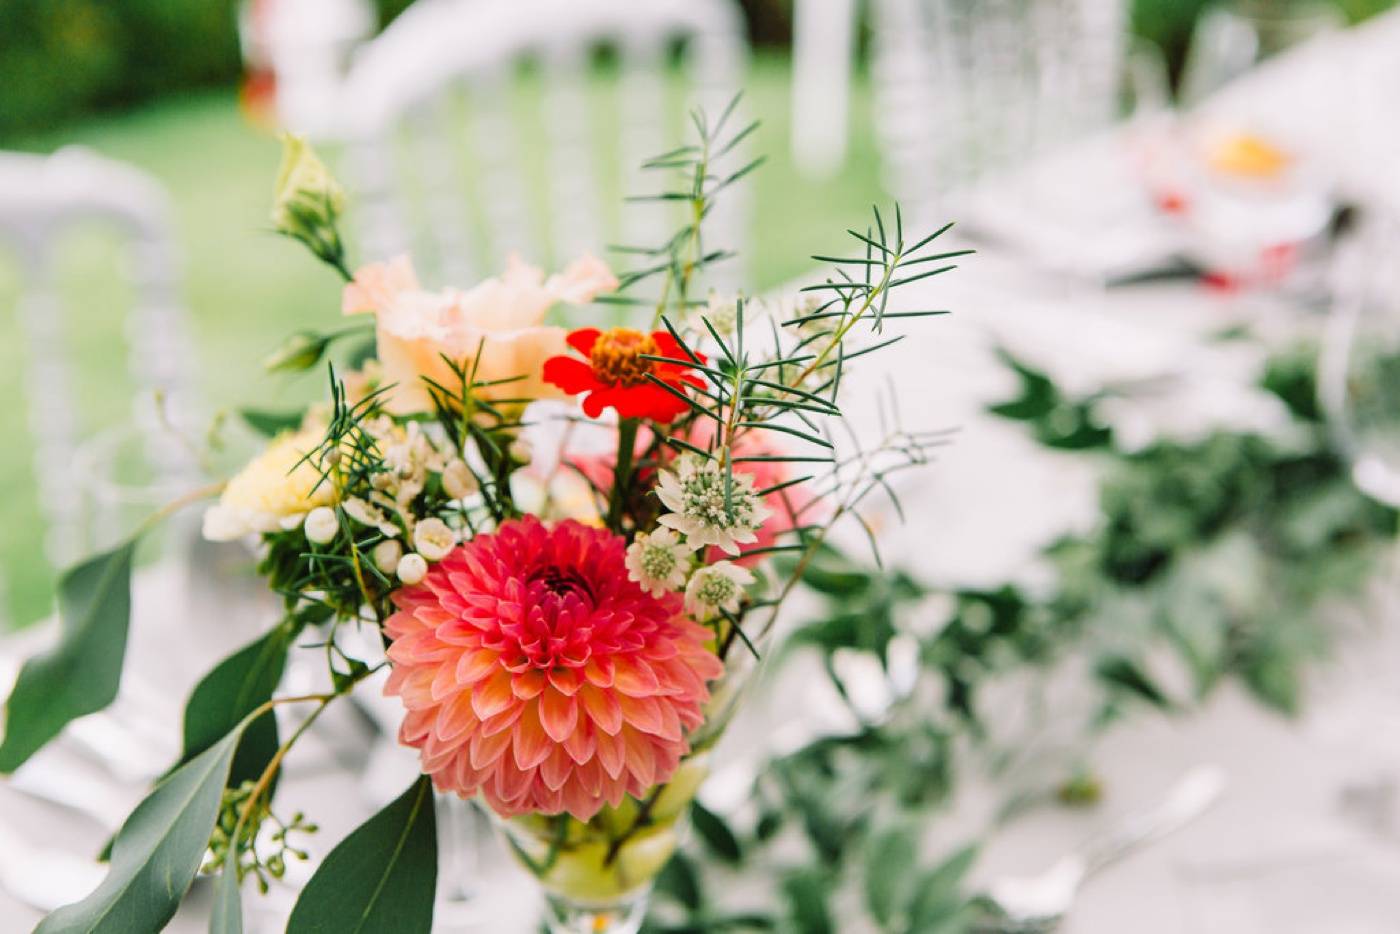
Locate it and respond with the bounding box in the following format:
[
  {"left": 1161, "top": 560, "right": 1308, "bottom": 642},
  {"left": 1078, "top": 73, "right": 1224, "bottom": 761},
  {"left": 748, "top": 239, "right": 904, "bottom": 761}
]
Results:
[
  {"left": 271, "top": 135, "right": 345, "bottom": 237},
  {"left": 264, "top": 330, "right": 330, "bottom": 373}
]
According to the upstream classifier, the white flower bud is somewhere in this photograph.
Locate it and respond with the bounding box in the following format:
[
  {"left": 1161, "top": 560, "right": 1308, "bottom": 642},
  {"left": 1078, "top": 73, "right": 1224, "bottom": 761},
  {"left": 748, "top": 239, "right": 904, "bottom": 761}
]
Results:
[
  {"left": 441, "top": 459, "right": 478, "bottom": 500},
  {"left": 396, "top": 552, "right": 428, "bottom": 585},
  {"left": 303, "top": 506, "right": 339, "bottom": 544},
  {"left": 372, "top": 539, "right": 403, "bottom": 574},
  {"left": 508, "top": 439, "right": 532, "bottom": 465},
  {"left": 413, "top": 517, "right": 455, "bottom": 562}
]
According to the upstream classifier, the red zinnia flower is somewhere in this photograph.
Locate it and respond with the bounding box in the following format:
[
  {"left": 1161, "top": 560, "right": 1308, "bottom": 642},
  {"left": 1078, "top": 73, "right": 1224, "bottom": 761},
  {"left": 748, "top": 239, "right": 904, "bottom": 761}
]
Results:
[
  {"left": 383, "top": 517, "right": 723, "bottom": 820},
  {"left": 542, "top": 327, "right": 706, "bottom": 421}
]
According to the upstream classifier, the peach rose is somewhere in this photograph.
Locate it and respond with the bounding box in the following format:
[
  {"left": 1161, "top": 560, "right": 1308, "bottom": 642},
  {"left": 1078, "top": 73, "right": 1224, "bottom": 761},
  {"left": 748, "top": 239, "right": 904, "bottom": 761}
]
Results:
[{"left": 343, "top": 253, "right": 617, "bottom": 415}]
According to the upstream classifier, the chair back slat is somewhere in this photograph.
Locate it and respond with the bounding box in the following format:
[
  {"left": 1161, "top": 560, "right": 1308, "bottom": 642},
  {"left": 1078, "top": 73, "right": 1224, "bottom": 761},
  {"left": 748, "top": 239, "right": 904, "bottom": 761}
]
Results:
[{"left": 341, "top": 0, "right": 749, "bottom": 283}]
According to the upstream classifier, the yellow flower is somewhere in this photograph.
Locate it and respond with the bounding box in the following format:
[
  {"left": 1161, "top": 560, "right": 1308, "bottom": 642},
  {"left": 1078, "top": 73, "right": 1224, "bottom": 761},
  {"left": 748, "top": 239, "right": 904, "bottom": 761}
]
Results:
[{"left": 203, "top": 423, "right": 334, "bottom": 541}]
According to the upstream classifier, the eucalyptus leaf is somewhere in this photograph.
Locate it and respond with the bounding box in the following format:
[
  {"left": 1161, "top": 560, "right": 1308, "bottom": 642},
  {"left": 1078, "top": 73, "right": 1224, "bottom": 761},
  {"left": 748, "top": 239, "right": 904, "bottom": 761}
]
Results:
[
  {"left": 0, "top": 539, "right": 137, "bottom": 772},
  {"left": 864, "top": 825, "right": 917, "bottom": 926},
  {"left": 781, "top": 869, "right": 833, "bottom": 934},
  {"left": 690, "top": 802, "right": 742, "bottom": 865},
  {"left": 286, "top": 776, "right": 438, "bottom": 934},
  {"left": 210, "top": 864, "right": 243, "bottom": 934},
  {"left": 180, "top": 625, "right": 293, "bottom": 787},
  {"left": 37, "top": 727, "right": 242, "bottom": 933}
]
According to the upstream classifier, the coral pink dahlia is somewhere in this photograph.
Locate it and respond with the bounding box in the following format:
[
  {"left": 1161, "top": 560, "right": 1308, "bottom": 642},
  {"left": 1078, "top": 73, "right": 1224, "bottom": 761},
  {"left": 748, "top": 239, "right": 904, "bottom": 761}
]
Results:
[{"left": 383, "top": 516, "right": 723, "bottom": 820}]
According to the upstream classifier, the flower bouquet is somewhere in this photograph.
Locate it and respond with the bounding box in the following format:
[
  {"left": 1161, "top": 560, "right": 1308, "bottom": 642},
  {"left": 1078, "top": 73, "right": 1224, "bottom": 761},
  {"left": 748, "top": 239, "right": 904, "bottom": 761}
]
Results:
[{"left": 0, "top": 100, "right": 964, "bottom": 933}]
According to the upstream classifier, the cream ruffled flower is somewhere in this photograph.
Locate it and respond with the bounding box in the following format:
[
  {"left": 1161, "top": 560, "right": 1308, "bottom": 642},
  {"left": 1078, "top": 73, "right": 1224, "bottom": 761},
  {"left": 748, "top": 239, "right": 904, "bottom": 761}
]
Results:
[
  {"left": 202, "top": 423, "right": 333, "bottom": 541},
  {"left": 684, "top": 560, "right": 754, "bottom": 620},
  {"left": 342, "top": 253, "right": 617, "bottom": 415},
  {"left": 625, "top": 528, "right": 694, "bottom": 597},
  {"left": 655, "top": 455, "right": 772, "bottom": 556}
]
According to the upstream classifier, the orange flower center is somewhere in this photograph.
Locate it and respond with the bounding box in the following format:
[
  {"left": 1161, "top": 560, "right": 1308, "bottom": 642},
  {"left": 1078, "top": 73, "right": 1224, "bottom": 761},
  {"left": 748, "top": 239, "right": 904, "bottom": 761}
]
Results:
[{"left": 589, "top": 328, "right": 660, "bottom": 387}]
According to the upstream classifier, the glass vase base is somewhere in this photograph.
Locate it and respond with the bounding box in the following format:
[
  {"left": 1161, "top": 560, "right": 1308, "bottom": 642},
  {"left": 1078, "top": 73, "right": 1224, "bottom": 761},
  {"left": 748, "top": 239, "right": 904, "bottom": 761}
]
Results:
[{"left": 542, "top": 888, "right": 649, "bottom": 934}]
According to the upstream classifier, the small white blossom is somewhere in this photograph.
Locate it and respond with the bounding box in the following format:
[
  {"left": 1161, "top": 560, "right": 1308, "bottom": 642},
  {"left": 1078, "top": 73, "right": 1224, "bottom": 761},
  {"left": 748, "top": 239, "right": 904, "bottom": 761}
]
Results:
[
  {"left": 702, "top": 290, "right": 739, "bottom": 335},
  {"left": 303, "top": 506, "right": 339, "bottom": 544},
  {"left": 625, "top": 528, "right": 694, "bottom": 596},
  {"left": 371, "top": 539, "right": 403, "bottom": 575},
  {"left": 655, "top": 455, "right": 772, "bottom": 555},
  {"left": 508, "top": 438, "right": 533, "bottom": 465},
  {"left": 684, "top": 561, "right": 754, "bottom": 619},
  {"left": 396, "top": 552, "right": 428, "bottom": 585},
  {"left": 413, "top": 517, "right": 456, "bottom": 562},
  {"left": 342, "top": 497, "right": 399, "bottom": 538},
  {"left": 441, "top": 459, "right": 478, "bottom": 500}
]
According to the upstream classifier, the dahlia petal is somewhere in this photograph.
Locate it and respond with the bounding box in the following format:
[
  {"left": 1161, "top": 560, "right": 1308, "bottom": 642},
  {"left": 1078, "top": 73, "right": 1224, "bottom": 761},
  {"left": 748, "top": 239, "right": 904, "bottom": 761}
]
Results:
[
  {"left": 435, "top": 693, "right": 479, "bottom": 744},
  {"left": 430, "top": 659, "right": 461, "bottom": 702},
  {"left": 546, "top": 665, "right": 582, "bottom": 696},
  {"left": 621, "top": 727, "right": 657, "bottom": 787},
  {"left": 563, "top": 780, "right": 600, "bottom": 820},
  {"left": 540, "top": 747, "right": 573, "bottom": 791},
  {"left": 513, "top": 706, "right": 553, "bottom": 771},
  {"left": 613, "top": 657, "right": 661, "bottom": 697},
  {"left": 479, "top": 704, "right": 523, "bottom": 736},
  {"left": 511, "top": 670, "right": 547, "bottom": 700},
  {"left": 471, "top": 669, "right": 514, "bottom": 720},
  {"left": 456, "top": 650, "right": 499, "bottom": 685},
  {"left": 563, "top": 721, "right": 597, "bottom": 765},
  {"left": 594, "top": 728, "right": 626, "bottom": 779},
  {"left": 575, "top": 757, "right": 604, "bottom": 796},
  {"left": 617, "top": 694, "right": 665, "bottom": 735},
  {"left": 469, "top": 727, "right": 512, "bottom": 770},
  {"left": 579, "top": 683, "right": 624, "bottom": 735},
  {"left": 584, "top": 656, "right": 615, "bottom": 688},
  {"left": 539, "top": 689, "right": 579, "bottom": 744}
]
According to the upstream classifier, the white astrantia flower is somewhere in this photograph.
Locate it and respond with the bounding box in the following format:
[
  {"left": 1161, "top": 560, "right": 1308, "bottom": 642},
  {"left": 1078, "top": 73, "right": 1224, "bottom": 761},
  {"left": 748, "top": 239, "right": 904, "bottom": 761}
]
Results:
[
  {"left": 684, "top": 560, "right": 754, "bottom": 620},
  {"left": 655, "top": 455, "right": 772, "bottom": 556},
  {"left": 702, "top": 290, "right": 739, "bottom": 335},
  {"left": 413, "top": 517, "right": 455, "bottom": 562},
  {"left": 396, "top": 552, "right": 428, "bottom": 585},
  {"left": 304, "top": 506, "right": 339, "bottom": 545},
  {"left": 625, "top": 528, "right": 694, "bottom": 597}
]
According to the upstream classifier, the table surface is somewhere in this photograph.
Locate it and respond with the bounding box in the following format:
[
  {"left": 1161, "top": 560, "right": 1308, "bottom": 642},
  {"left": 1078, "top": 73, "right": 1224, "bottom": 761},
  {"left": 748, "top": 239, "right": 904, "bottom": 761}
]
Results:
[{"left": 5, "top": 10, "right": 1400, "bottom": 932}]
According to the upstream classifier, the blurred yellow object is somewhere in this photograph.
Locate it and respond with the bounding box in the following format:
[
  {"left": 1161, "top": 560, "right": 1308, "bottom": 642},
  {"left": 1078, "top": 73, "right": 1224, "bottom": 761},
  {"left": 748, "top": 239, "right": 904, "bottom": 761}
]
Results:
[{"left": 1207, "top": 133, "right": 1291, "bottom": 179}]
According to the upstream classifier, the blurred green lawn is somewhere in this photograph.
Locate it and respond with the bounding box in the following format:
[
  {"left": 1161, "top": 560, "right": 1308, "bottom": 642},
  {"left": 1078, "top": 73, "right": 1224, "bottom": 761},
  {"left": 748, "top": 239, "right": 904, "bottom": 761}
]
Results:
[{"left": 0, "top": 53, "right": 882, "bottom": 627}]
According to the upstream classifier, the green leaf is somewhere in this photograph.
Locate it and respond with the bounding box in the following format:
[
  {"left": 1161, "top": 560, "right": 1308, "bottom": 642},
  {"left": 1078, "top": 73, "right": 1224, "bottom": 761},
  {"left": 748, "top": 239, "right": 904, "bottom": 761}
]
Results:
[
  {"left": 240, "top": 407, "right": 305, "bottom": 438},
  {"left": 864, "top": 825, "right": 917, "bottom": 925},
  {"left": 907, "top": 845, "right": 977, "bottom": 931},
  {"left": 0, "top": 540, "right": 137, "bottom": 772},
  {"left": 1095, "top": 655, "right": 1173, "bottom": 711},
  {"left": 210, "top": 864, "right": 243, "bottom": 934},
  {"left": 690, "top": 802, "right": 742, "bottom": 864},
  {"left": 37, "top": 727, "right": 242, "bottom": 933},
  {"left": 655, "top": 851, "right": 702, "bottom": 911},
  {"left": 286, "top": 776, "right": 438, "bottom": 934},
  {"left": 782, "top": 869, "right": 833, "bottom": 934},
  {"left": 180, "top": 626, "right": 293, "bottom": 787}
]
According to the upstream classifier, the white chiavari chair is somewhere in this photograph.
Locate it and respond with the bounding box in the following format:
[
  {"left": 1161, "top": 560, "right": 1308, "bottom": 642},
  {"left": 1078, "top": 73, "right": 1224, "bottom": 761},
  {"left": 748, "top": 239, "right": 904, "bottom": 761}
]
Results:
[
  {"left": 337, "top": 0, "right": 751, "bottom": 289},
  {"left": 0, "top": 148, "right": 200, "bottom": 573},
  {"left": 868, "top": 0, "right": 1131, "bottom": 219}
]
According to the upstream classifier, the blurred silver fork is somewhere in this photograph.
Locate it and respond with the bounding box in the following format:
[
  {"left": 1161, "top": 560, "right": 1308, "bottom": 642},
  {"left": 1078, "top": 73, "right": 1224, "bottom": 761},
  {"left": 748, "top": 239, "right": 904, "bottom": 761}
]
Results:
[{"left": 985, "top": 765, "right": 1227, "bottom": 932}]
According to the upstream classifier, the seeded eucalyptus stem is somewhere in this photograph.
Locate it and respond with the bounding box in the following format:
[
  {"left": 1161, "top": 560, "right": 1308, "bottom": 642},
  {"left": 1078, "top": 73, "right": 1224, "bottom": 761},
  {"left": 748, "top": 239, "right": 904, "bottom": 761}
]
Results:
[{"left": 607, "top": 418, "right": 640, "bottom": 534}]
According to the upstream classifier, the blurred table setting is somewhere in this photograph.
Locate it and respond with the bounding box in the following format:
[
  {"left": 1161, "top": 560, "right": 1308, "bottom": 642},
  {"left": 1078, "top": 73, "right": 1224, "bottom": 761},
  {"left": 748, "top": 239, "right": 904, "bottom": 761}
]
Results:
[{"left": 5, "top": 2, "right": 1400, "bottom": 932}]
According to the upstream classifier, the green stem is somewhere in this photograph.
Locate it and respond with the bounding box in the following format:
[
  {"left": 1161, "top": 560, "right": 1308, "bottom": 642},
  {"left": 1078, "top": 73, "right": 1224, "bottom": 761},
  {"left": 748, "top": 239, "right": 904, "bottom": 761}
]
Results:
[{"left": 607, "top": 418, "right": 639, "bottom": 533}]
